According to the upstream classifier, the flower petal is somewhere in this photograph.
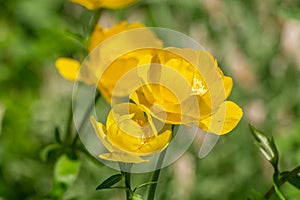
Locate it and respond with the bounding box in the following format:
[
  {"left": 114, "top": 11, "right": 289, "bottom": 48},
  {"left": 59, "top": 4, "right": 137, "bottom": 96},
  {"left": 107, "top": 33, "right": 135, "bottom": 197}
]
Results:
[
  {"left": 70, "top": 0, "right": 138, "bottom": 10},
  {"left": 199, "top": 101, "right": 243, "bottom": 135},
  {"left": 99, "top": 153, "right": 148, "bottom": 163},
  {"left": 222, "top": 75, "right": 233, "bottom": 98},
  {"left": 70, "top": 0, "right": 101, "bottom": 10},
  {"left": 100, "top": 0, "right": 139, "bottom": 9},
  {"left": 89, "top": 22, "right": 145, "bottom": 51},
  {"left": 90, "top": 116, "right": 114, "bottom": 152},
  {"left": 107, "top": 123, "right": 171, "bottom": 156},
  {"left": 55, "top": 58, "right": 80, "bottom": 82}
]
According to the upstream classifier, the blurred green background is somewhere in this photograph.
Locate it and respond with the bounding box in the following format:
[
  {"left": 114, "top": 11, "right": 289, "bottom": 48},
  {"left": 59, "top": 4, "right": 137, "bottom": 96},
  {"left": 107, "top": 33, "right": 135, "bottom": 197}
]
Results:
[{"left": 1, "top": 0, "right": 300, "bottom": 199}]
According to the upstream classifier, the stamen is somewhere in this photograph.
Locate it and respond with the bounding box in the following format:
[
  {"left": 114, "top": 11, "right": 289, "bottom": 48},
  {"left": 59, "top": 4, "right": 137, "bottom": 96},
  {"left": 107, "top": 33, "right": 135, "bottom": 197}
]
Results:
[
  {"left": 191, "top": 78, "right": 207, "bottom": 95},
  {"left": 138, "top": 135, "right": 148, "bottom": 150},
  {"left": 136, "top": 119, "right": 147, "bottom": 127}
]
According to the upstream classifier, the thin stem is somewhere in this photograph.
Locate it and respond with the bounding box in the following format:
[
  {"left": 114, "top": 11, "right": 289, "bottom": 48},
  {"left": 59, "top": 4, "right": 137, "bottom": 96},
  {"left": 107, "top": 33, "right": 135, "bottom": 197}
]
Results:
[
  {"left": 88, "top": 9, "right": 102, "bottom": 35},
  {"left": 119, "top": 163, "right": 133, "bottom": 200},
  {"left": 272, "top": 168, "right": 286, "bottom": 200},
  {"left": 72, "top": 91, "right": 101, "bottom": 147},
  {"left": 64, "top": 101, "right": 74, "bottom": 144},
  {"left": 264, "top": 165, "right": 300, "bottom": 198},
  {"left": 124, "top": 171, "right": 131, "bottom": 200},
  {"left": 81, "top": 9, "right": 102, "bottom": 59},
  {"left": 147, "top": 149, "right": 167, "bottom": 200},
  {"left": 72, "top": 8, "right": 102, "bottom": 147}
]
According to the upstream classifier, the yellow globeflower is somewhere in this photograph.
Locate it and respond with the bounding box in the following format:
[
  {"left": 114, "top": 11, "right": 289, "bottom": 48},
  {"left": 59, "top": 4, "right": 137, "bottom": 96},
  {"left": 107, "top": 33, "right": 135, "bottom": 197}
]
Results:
[
  {"left": 88, "top": 21, "right": 144, "bottom": 52},
  {"left": 90, "top": 103, "right": 172, "bottom": 163},
  {"left": 70, "top": 0, "right": 139, "bottom": 10},
  {"left": 128, "top": 48, "right": 243, "bottom": 135},
  {"left": 55, "top": 22, "right": 162, "bottom": 91}
]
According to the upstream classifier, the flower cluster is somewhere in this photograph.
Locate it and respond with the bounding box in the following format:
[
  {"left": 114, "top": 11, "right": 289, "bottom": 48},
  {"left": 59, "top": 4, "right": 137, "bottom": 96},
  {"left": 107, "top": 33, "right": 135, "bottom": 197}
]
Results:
[{"left": 56, "top": 0, "right": 243, "bottom": 163}]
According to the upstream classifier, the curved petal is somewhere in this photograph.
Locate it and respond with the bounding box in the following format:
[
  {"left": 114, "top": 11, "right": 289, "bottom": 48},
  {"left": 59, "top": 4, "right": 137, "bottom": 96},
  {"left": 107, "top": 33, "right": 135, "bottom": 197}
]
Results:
[
  {"left": 55, "top": 58, "right": 80, "bottom": 82},
  {"left": 106, "top": 123, "right": 171, "bottom": 156},
  {"left": 90, "top": 116, "right": 114, "bottom": 152},
  {"left": 89, "top": 22, "right": 145, "bottom": 51},
  {"left": 222, "top": 75, "right": 233, "bottom": 98},
  {"left": 70, "top": 0, "right": 101, "bottom": 10},
  {"left": 91, "top": 115, "right": 149, "bottom": 163},
  {"left": 101, "top": 0, "right": 138, "bottom": 9},
  {"left": 198, "top": 101, "right": 243, "bottom": 135},
  {"left": 99, "top": 152, "right": 148, "bottom": 163},
  {"left": 70, "top": 0, "right": 138, "bottom": 10},
  {"left": 106, "top": 103, "right": 147, "bottom": 132}
]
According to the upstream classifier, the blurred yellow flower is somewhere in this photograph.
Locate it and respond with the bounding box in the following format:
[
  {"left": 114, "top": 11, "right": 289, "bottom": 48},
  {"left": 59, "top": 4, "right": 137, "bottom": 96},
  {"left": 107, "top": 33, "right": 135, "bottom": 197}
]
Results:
[
  {"left": 55, "top": 22, "right": 162, "bottom": 91},
  {"left": 128, "top": 48, "right": 243, "bottom": 135},
  {"left": 90, "top": 103, "right": 172, "bottom": 163},
  {"left": 88, "top": 21, "right": 144, "bottom": 51},
  {"left": 70, "top": 0, "right": 138, "bottom": 10}
]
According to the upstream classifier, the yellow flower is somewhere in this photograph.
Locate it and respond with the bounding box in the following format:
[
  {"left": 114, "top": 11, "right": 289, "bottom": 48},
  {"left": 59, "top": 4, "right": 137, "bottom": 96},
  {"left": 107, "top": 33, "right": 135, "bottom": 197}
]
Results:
[
  {"left": 70, "top": 0, "right": 139, "bottom": 10},
  {"left": 90, "top": 103, "right": 172, "bottom": 163},
  {"left": 127, "top": 48, "right": 243, "bottom": 135},
  {"left": 88, "top": 21, "right": 144, "bottom": 52},
  {"left": 55, "top": 22, "right": 162, "bottom": 97}
]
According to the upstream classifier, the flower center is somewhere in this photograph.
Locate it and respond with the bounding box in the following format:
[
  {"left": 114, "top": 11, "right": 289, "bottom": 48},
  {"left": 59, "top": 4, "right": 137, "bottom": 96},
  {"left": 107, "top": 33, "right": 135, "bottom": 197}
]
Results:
[
  {"left": 134, "top": 119, "right": 153, "bottom": 149},
  {"left": 137, "top": 119, "right": 146, "bottom": 127},
  {"left": 191, "top": 78, "right": 207, "bottom": 95}
]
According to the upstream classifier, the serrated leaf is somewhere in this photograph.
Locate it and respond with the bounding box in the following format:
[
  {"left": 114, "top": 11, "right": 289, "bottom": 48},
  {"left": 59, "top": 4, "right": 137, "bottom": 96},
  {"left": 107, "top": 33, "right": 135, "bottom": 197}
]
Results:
[
  {"left": 251, "top": 189, "right": 266, "bottom": 200},
  {"left": 96, "top": 174, "right": 123, "bottom": 190}
]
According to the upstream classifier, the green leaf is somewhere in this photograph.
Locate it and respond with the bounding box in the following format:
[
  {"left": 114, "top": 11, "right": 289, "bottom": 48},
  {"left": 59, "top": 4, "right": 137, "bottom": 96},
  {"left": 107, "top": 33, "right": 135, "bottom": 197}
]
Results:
[
  {"left": 96, "top": 174, "right": 123, "bottom": 190},
  {"left": 273, "top": 182, "right": 286, "bottom": 200},
  {"left": 132, "top": 193, "right": 144, "bottom": 200},
  {"left": 40, "top": 143, "right": 61, "bottom": 162},
  {"left": 281, "top": 171, "right": 300, "bottom": 189},
  {"left": 54, "top": 155, "right": 81, "bottom": 186},
  {"left": 288, "top": 175, "right": 300, "bottom": 189},
  {"left": 133, "top": 181, "right": 162, "bottom": 192},
  {"left": 251, "top": 189, "right": 267, "bottom": 200},
  {"left": 65, "top": 30, "right": 85, "bottom": 47},
  {"left": 55, "top": 127, "right": 62, "bottom": 144},
  {"left": 50, "top": 154, "right": 81, "bottom": 197},
  {"left": 249, "top": 125, "right": 279, "bottom": 167}
]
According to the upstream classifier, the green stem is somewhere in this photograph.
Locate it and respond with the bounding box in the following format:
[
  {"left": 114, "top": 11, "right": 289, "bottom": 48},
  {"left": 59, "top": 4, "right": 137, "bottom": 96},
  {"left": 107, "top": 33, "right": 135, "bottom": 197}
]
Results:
[
  {"left": 82, "top": 9, "right": 102, "bottom": 58},
  {"left": 120, "top": 163, "right": 133, "bottom": 200},
  {"left": 89, "top": 9, "right": 102, "bottom": 34},
  {"left": 71, "top": 91, "right": 101, "bottom": 147},
  {"left": 264, "top": 165, "right": 300, "bottom": 198},
  {"left": 64, "top": 101, "right": 73, "bottom": 144},
  {"left": 272, "top": 168, "right": 286, "bottom": 200},
  {"left": 72, "top": 8, "right": 102, "bottom": 147},
  {"left": 147, "top": 149, "right": 167, "bottom": 200},
  {"left": 124, "top": 171, "right": 131, "bottom": 200}
]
